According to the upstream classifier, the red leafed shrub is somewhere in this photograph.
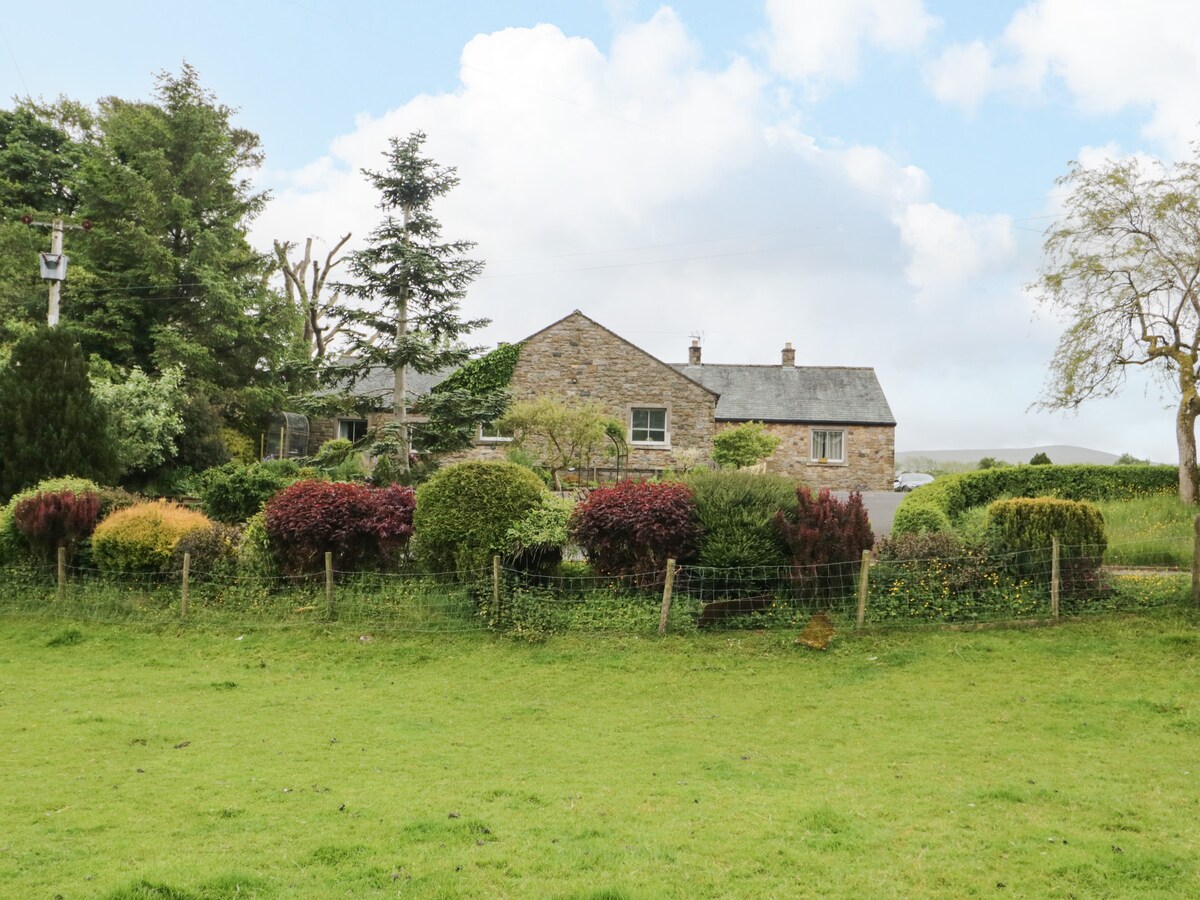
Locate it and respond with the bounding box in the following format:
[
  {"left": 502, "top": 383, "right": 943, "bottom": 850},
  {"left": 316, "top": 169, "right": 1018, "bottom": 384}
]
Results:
[
  {"left": 569, "top": 480, "right": 700, "bottom": 578},
  {"left": 12, "top": 489, "right": 101, "bottom": 561},
  {"left": 264, "top": 480, "right": 415, "bottom": 575},
  {"left": 774, "top": 488, "right": 874, "bottom": 598}
]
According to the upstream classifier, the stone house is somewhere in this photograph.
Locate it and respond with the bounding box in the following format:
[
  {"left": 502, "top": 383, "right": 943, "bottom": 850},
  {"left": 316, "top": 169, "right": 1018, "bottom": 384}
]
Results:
[{"left": 311, "top": 310, "right": 896, "bottom": 490}]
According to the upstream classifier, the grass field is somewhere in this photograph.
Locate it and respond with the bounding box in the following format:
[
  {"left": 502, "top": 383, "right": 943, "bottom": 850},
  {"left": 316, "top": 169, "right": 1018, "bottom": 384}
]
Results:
[
  {"left": 2, "top": 611, "right": 1200, "bottom": 898},
  {"left": 1099, "top": 496, "right": 1197, "bottom": 568}
]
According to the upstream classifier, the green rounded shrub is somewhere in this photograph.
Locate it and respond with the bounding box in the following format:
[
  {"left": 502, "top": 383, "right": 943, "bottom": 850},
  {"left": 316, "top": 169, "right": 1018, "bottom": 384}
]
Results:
[
  {"left": 199, "top": 460, "right": 301, "bottom": 524},
  {"left": 91, "top": 500, "right": 215, "bottom": 575},
  {"left": 684, "top": 468, "right": 795, "bottom": 568},
  {"left": 504, "top": 495, "right": 575, "bottom": 574},
  {"left": 891, "top": 501, "right": 952, "bottom": 535},
  {"left": 414, "top": 461, "right": 548, "bottom": 578}
]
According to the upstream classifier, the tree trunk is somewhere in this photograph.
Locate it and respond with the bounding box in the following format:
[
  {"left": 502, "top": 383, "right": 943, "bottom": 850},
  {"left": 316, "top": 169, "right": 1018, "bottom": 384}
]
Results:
[
  {"left": 1176, "top": 398, "right": 1198, "bottom": 504},
  {"left": 394, "top": 204, "right": 412, "bottom": 475}
]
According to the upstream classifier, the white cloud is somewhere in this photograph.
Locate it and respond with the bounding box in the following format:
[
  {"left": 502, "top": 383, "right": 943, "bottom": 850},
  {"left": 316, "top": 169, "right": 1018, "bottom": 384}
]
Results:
[
  {"left": 926, "top": 0, "right": 1200, "bottom": 153},
  {"left": 893, "top": 203, "right": 1017, "bottom": 308},
  {"left": 925, "top": 40, "right": 1000, "bottom": 112},
  {"left": 763, "top": 0, "right": 938, "bottom": 85}
]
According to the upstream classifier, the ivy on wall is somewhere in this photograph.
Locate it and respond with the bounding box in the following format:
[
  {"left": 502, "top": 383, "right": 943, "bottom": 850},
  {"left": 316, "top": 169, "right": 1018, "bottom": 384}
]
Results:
[{"left": 433, "top": 342, "right": 521, "bottom": 396}]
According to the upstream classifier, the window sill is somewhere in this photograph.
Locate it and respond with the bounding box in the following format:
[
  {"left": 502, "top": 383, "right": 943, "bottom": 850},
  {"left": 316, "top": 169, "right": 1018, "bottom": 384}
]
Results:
[
  {"left": 809, "top": 459, "right": 848, "bottom": 466},
  {"left": 630, "top": 440, "right": 671, "bottom": 450},
  {"left": 479, "top": 436, "right": 514, "bottom": 444}
]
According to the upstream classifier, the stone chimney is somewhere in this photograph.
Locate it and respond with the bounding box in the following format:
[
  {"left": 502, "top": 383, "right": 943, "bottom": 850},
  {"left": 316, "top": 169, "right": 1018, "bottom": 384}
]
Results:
[
  {"left": 689, "top": 339, "right": 702, "bottom": 366},
  {"left": 781, "top": 342, "right": 795, "bottom": 367}
]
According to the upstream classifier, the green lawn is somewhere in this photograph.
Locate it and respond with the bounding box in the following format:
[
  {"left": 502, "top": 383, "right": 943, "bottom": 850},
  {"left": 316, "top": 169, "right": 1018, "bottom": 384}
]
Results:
[{"left": 2, "top": 613, "right": 1199, "bottom": 898}]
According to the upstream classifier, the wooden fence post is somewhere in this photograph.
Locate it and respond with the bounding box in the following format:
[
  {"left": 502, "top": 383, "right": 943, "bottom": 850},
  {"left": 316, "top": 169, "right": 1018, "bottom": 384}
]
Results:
[
  {"left": 1192, "top": 516, "right": 1200, "bottom": 607},
  {"left": 658, "top": 559, "right": 677, "bottom": 635},
  {"left": 56, "top": 545, "right": 66, "bottom": 603},
  {"left": 1050, "top": 535, "right": 1060, "bottom": 619},
  {"left": 325, "top": 551, "right": 335, "bottom": 619},
  {"left": 181, "top": 551, "right": 190, "bottom": 617},
  {"left": 856, "top": 549, "right": 870, "bottom": 627},
  {"left": 492, "top": 555, "right": 502, "bottom": 621}
]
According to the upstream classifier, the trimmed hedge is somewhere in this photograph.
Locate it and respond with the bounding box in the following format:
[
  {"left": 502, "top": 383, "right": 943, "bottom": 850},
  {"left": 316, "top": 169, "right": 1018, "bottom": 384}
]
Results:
[
  {"left": 893, "top": 464, "right": 1180, "bottom": 535},
  {"left": 91, "top": 501, "right": 215, "bottom": 575},
  {"left": 414, "top": 461, "right": 548, "bottom": 578},
  {"left": 985, "top": 497, "right": 1107, "bottom": 595},
  {"left": 986, "top": 497, "right": 1107, "bottom": 553}
]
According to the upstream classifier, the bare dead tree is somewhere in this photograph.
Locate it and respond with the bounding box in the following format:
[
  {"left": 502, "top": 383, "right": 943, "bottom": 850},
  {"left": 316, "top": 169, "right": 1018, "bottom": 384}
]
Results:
[{"left": 273, "top": 233, "right": 352, "bottom": 358}]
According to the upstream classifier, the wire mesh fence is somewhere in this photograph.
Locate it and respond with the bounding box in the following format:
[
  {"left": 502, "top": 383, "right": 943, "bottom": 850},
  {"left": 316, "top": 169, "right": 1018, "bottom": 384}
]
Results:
[{"left": 0, "top": 538, "right": 1191, "bottom": 635}]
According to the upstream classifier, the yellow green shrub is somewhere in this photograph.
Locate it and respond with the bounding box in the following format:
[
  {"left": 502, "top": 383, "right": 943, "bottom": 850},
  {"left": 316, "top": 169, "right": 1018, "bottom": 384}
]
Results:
[{"left": 91, "top": 500, "right": 214, "bottom": 575}]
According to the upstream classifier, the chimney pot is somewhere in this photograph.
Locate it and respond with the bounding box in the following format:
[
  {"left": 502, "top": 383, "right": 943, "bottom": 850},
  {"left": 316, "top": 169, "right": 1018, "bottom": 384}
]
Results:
[
  {"left": 781, "top": 342, "right": 795, "bottom": 367},
  {"left": 688, "top": 339, "right": 702, "bottom": 366}
]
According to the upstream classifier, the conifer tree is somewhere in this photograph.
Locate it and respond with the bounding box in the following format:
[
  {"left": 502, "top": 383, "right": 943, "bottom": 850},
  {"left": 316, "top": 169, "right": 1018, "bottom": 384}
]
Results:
[
  {"left": 338, "top": 131, "right": 488, "bottom": 472},
  {"left": 0, "top": 327, "right": 118, "bottom": 499}
]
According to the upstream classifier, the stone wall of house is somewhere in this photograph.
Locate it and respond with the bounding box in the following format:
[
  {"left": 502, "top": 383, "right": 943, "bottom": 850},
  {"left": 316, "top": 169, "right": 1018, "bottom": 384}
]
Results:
[
  {"left": 720, "top": 421, "right": 895, "bottom": 491},
  {"left": 306, "top": 411, "right": 397, "bottom": 456},
  {"left": 443, "top": 313, "right": 718, "bottom": 473}
]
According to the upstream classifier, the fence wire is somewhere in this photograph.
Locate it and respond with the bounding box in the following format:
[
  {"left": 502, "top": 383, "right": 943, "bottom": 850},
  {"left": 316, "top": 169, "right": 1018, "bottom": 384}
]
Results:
[{"left": 0, "top": 538, "right": 1190, "bottom": 635}]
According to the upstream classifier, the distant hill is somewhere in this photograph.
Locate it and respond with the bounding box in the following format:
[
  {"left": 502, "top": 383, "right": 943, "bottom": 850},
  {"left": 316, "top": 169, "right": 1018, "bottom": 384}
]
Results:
[{"left": 896, "top": 445, "right": 1124, "bottom": 469}]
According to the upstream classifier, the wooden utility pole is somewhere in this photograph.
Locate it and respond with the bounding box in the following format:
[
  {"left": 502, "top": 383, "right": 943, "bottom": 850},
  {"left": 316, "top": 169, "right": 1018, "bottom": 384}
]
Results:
[
  {"left": 23, "top": 215, "right": 92, "bottom": 327},
  {"left": 46, "top": 218, "right": 64, "bottom": 327}
]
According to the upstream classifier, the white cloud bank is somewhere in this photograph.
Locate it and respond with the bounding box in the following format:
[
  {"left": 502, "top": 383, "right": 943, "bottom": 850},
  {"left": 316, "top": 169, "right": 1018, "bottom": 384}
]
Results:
[
  {"left": 927, "top": 0, "right": 1200, "bottom": 153},
  {"left": 763, "top": 0, "right": 939, "bottom": 85}
]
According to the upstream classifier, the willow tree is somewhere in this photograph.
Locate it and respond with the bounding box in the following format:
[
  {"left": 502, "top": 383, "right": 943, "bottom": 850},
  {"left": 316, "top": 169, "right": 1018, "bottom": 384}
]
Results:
[
  {"left": 1032, "top": 150, "right": 1200, "bottom": 503},
  {"left": 338, "top": 132, "right": 487, "bottom": 472}
]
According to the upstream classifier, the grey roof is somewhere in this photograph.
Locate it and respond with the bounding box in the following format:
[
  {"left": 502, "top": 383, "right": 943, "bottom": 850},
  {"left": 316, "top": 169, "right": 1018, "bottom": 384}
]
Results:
[
  {"left": 329, "top": 360, "right": 456, "bottom": 407},
  {"left": 670, "top": 364, "right": 896, "bottom": 426}
]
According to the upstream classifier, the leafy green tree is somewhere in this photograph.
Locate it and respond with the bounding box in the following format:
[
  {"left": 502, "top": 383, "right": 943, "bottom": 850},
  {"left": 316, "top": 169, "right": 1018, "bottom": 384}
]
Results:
[
  {"left": 1114, "top": 452, "right": 1150, "bottom": 465},
  {"left": 0, "top": 105, "right": 93, "bottom": 342},
  {"left": 68, "top": 65, "right": 288, "bottom": 390},
  {"left": 499, "top": 396, "right": 621, "bottom": 490},
  {"left": 1032, "top": 148, "right": 1200, "bottom": 502},
  {"left": 0, "top": 327, "right": 118, "bottom": 499},
  {"left": 89, "top": 363, "right": 186, "bottom": 477},
  {"left": 1029, "top": 452, "right": 1052, "bottom": 465},
  {"left": 338, "top": 131, "right": 488, "bottom": 473},
  {"left": 0, "top": 104, "right": 89, "bottom": 214},
  {"left": 977, "top": 457, "right": 1009, "bottom": 470},
  {"left": 712, "top": 421, "right": 782, "bottom": 469}
]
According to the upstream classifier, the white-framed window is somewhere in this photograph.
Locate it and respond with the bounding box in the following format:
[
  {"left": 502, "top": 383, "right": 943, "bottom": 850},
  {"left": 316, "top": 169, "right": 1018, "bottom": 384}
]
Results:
[
  {"left": 479, "top": 421, "right": 514, "bottom": 443},
  {"left": 810, "top": 429, "right": 845, "bottom": 463},
  {"left": 338, "top": 418, "right": 368, "bottom": 442},
  {"left": 630, "top": 407, "right": 668, "bottom": 445}
]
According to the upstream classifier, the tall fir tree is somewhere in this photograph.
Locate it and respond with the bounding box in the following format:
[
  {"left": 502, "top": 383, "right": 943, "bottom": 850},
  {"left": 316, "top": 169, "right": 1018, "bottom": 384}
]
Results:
[
  {"left": 338, "top": 131, "right": 488, "bottom": 472},
  {"left": 0, "top": 327, "right": 118, "bottom": 499}
]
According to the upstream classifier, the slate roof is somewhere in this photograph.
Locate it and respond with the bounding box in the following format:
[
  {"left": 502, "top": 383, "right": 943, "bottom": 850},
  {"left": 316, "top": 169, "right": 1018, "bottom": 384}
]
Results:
[
  {"left": 328, "top": 360, "right": 456, "bottom": 407},
  {"left": 669, "top": 363, "right": 896, "bottom": 426}
]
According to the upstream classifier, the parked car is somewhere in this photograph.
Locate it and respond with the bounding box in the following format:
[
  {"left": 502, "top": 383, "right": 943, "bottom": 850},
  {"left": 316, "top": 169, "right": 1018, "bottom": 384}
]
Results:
[{"left": 893, "top": 472, "right": 935, "bottom": 492}]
